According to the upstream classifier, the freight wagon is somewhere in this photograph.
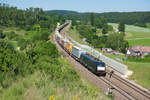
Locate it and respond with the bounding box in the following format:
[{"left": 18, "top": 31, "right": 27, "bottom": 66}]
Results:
[
  {"left": 58, "top": 23, "right": 69, "bottom": 33},
  {"left": 71, "top": 46, "right": 85, "bottom": 60}
]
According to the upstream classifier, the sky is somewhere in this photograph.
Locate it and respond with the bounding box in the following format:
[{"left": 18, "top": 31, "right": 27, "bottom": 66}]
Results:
[{"left": 1, "top": 0, "right": 150, "bottom": 13}]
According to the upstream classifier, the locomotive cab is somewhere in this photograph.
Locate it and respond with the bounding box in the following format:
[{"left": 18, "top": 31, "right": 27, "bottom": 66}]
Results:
[{"left": 96, "top": 62, "right": 106, "bottom": 76}]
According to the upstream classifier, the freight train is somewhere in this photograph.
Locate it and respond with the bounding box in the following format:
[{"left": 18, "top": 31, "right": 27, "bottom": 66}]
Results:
[{"left": 55, "top": 23, "right": 106, "bottom": 76}]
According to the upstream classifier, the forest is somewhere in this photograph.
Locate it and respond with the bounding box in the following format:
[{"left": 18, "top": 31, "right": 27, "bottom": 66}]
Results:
[{"left": 46, "top": 10, "right": 150, "bottom": 27}]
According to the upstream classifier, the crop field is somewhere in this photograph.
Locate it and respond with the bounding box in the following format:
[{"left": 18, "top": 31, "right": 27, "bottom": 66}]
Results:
[
  {"left": 128, "top": 39, "right": 150, "bottom": 46},
  {"left": 109, "top": 23, "right": 150, "bottom": 46}
]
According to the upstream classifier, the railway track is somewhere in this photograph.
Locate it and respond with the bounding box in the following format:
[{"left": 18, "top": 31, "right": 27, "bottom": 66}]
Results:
[
  {"left": 105, "top": 72, "right": 150, "bottom": 100},
  {"left": 53, "top": 23, "right": 150, "bottom": 100},
  {"left": 99, "top": 77, "right": 136, "bottom": 100}
]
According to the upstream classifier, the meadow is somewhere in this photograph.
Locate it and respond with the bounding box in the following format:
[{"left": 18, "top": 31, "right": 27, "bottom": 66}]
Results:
[{"left": 109, "top": 23, "right": 150, "bottom": 46}]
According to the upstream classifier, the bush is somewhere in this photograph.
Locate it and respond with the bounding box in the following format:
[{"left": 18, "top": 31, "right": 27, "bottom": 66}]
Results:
[
  {"left": 5, "top": 31, "right": 17, "bottom": 40},
  {"left": 127, "top": 55, "right": 150, "bottom": 62},
  {"left": 31, "top": 30, "right": 50, "bottom": 42},
  {"left": 0, "top": 30, "right": 6, "bottom": 39},
  {"left": 0, "top": 40, "right": 33, "bottom": 87}
]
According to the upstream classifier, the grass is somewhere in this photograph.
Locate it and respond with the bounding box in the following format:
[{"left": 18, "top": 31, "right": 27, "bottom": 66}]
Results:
[
  {"left": 96, "top": 29, "right": 103, "bottom": 36},
  {"left": 125, "top": 62, "right": 150, "bottom": 89},
  {"left": 6, "top": 40, "right": 18, "bottom": 49},
  {"left": 0, "top": 26, "right": 26, "bottom": 35},
  {"left": 0, "top": 58, "right": 111, "bottom": 100},
  {"left": 66, "top": 27, "right": 88, "bottom": 45},
  {"left": 0, "top": 26, "right": 27, "bottom": 50},
  {"left": 109, "top": 23, "right": 150, "bottom": 46},
  {"left": 128, "top": 39, "right": 150, "bottom": 46}
]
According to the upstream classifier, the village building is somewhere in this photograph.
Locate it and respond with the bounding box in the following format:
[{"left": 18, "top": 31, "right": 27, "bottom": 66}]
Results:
[{"left": 127, "top": 46, "right": 150, "bottom": 56}]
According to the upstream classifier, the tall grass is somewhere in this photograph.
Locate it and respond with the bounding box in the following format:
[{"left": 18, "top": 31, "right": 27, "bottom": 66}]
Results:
[{"left": 0, "top": 58, "right": 110, "bottom": 100}]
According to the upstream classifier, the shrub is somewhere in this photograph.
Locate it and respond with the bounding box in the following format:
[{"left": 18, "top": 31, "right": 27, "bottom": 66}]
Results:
[
  {"left": 31, "top": 30, "right": 50, "bottom": 42},
  {"left": 0, "top": 40, "right": 32, "bottom": 87},
  {"left": 127, "top": 55, "right": 150, "bottom": 62},
  {"left": 5, "top": 31, "right": 17, "bottom": 40},
  {"left": 0, "top": 30, "right": 6, "bottom": 39}
]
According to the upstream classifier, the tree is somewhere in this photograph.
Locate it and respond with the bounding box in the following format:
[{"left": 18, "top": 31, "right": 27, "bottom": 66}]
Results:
[
  {"left": 95, "top": 16, "right": 107, "bottom": 28},
  {"left": 90, "top": 13, "right": 94, "bottom": 26},
  {"left": 108, "top": 25, "right": 113, "bottom": 31},
  {"left": 102, "top": 25, "right": 108, "bottom": 34},
  {"left": 118, "top": 20, "right": 125, "bottom": 32},
  {"left": 106, "top": 33, "right": 129, "bottom": 53}
]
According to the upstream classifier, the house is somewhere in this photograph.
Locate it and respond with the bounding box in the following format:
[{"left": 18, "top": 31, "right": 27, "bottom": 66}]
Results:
[
  {"left": 102, "top": 48, "right": 120, "bottom": 55},
  {"left": 127, "top": 46, "right": 150, "bottom": 56}
]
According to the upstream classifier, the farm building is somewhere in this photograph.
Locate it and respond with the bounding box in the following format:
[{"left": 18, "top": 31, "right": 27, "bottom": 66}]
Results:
[
  {"left": 102, "top": 48, "right": 120, "bottom": 55},
  {"left": 127, "top": 46, "right": 150, "bottom": 56}
]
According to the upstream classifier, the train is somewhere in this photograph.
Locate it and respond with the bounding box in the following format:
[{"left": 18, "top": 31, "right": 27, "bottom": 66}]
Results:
[{"left": 55, "top": 23, "right": 106, "bottom": 76}]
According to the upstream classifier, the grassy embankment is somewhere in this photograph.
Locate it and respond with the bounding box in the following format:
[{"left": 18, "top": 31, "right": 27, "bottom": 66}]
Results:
[
  {"left": 65, "top": 27, "right": 88, "bottom": 45},
  {"left": 0, "top": 27, "right": 110, "bottom": 100},
  {"left": 0, "top": 58, "right": 109, "bottom": 100},
  {"left": 66, "top": 25, "right": 150, "bottom": 90}
]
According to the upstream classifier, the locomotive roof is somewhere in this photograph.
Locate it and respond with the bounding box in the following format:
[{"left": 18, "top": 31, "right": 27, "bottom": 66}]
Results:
[{"left": 84, "top": 52, "right": 101, "bottom": 62}]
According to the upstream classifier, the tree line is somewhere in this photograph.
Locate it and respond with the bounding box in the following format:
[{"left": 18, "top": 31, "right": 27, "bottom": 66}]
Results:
[
  {"left": 0, "top": 3, "right": 65, "bottom": 31},
  {"left": 73, "top": 13, "right": 128, "bottom": 53},
  {"left": 48, "top": 10, "right": 150, "bottom": 28}
]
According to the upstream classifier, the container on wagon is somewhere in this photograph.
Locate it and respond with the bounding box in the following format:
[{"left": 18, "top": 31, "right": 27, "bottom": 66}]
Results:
[
  {"left": 59, "top": 38, "right": 67, "bottom": 47},
  {"left": 72, "top": 46, "right": 84, "bottom": 58},
  {"left": 68, "top": 44, "right": 75, "bottom": 53},
  {"left": 56, "top": 33, "right": 62, "bottom": 41},
  {"left": 64, "top": 41, "right": 70, "bottom": 51}
]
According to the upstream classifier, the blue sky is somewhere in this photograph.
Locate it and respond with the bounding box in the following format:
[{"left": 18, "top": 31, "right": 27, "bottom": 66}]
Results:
[{"left": 1, "top": 0, "right": 150, "bottom": 12}]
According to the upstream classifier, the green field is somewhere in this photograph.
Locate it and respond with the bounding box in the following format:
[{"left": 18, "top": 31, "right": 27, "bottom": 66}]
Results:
[
  {"left": 109, "top": 23, "right": 150, "bottom": 46},
  {"left": 128, "top": 39, "right": 150, "bottom": 46}
]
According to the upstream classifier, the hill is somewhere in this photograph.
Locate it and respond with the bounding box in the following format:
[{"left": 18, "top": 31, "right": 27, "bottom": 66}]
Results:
[
  {"left": 45, "top": 10, "right": 78, "bottom": 15},
  {"left": 45, "top": 10, "right": 150, "bottom": 27}
]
